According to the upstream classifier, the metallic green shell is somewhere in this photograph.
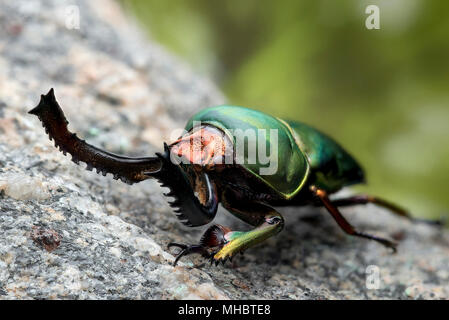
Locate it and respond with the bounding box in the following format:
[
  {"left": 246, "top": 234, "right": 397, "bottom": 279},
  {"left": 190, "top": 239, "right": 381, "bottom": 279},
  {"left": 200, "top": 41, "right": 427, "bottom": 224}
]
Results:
[
  {"left": 283, "top": 120, "right": 365, "bottom": 193},
  {"left": 184, "top": 106, "right": 310, "bottom": 199}
]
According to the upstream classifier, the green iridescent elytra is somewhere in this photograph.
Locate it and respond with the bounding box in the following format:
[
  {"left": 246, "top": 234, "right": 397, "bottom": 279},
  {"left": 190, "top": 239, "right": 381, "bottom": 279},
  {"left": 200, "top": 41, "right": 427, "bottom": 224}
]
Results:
[{"left": 184, "top": 105, "right": 364, "bottom": 199}]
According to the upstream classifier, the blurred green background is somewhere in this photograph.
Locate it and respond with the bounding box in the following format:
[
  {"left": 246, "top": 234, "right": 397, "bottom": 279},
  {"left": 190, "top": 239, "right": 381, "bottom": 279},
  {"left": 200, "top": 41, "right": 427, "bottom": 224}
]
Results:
[{"left": 120, "top": 0, "right": 449, "bottom": 220}]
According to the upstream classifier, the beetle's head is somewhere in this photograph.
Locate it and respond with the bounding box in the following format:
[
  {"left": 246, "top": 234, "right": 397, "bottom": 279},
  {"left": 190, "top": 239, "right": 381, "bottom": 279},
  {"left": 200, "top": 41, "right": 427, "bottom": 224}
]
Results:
[
  {"left": 146, "top": 125, "right": 233, "bottom": 226},
  {"left": 169, "top": 125, "right": 234, "bottom": 170},
  {"left": 144, "top": 143, "right": 220, "bottom": 227}
]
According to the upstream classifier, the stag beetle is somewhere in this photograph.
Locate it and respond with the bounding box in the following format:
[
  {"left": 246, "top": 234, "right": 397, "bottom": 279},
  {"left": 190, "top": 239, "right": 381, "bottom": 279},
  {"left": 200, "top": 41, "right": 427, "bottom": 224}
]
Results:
[{"left": 29, "top": 89, "right": 440, "bottom": 266}]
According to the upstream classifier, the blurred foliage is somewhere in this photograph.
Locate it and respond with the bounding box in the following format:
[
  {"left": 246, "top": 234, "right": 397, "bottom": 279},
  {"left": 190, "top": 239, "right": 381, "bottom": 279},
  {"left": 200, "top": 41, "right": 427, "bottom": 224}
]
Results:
[{"left": 121, "top": 0, "right": 449, "bottom": 219}]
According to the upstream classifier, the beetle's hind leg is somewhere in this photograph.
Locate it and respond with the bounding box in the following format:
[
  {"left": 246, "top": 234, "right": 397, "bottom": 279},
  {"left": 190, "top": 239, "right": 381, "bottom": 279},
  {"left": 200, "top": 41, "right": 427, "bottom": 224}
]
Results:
[
  {"left": 330, "top": 194, "right": 444, "bottom": 226},
  {"left": 310, "top": 186, "right": 398, "bottom": 252}
]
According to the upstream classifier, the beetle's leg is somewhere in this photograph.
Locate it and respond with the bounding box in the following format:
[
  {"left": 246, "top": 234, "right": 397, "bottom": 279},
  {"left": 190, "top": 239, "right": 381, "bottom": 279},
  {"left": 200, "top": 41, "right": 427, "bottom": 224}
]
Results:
[
  {"left": 167, "top": 224, "right": 232, "bottom": 266},
  {"left": 213, "top": 189, "right": 284, "bottom": 263},
  {"left": 167, "top": 243, "right": 210, "bottom": 266},
  {"left": 168, "top": 191, "right": 284, "bottom": 266},
  {"left": 310, "top": 186, "right": 397, "bottom": 252},
  {"left": 329, "top": 195, "right": 444, "bottom": 226},
  {"left": 212, "top": 213, "right": 284, "bottom": 263}
]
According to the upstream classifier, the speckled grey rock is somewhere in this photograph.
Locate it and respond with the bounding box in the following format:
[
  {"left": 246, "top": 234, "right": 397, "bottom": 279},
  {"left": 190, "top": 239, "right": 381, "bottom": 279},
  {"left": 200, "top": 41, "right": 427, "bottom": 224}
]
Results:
[{"left": 1, "top": 0, "right": 448, "bottom": 300}]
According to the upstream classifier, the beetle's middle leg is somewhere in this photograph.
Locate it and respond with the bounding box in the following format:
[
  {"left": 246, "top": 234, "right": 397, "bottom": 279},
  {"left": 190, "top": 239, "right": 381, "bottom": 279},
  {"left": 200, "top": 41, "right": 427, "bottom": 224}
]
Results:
[
  {"left": 168, "top": 189, "right": 284, "bottom": 266},
  {"left": 310, "top": 186, "right": 397, "bottom": 251}
]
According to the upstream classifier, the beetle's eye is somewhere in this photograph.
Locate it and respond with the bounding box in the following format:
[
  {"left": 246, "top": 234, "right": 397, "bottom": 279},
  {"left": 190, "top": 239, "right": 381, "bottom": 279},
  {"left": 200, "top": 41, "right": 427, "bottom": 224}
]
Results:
[{"left": 267, "top": 217, "right": 282, "bottom": 225}]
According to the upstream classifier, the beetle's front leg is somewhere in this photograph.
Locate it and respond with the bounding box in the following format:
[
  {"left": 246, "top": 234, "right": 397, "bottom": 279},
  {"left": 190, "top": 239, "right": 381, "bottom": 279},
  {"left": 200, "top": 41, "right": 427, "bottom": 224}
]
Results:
[
  {"left": 213, "top": 215, "right": 284, "bottom": 262},
  {"left": 168, "top": 198, "right": 284, "bottom": 266},
  {"left": 167, "top": 243, "right": 211, "bottom": 266},
  {"left": 168, "top": 224, "right": 232, "bottom": 266},
  {"left": 211, "top": 190, "right": 285, "bottom": 263}
]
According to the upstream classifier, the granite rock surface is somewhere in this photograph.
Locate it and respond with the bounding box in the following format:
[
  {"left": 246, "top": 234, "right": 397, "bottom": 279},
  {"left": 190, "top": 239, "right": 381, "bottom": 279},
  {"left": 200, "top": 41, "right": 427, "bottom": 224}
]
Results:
[{"left": 0, "top": 0, "right": 448, "bottom": 299}]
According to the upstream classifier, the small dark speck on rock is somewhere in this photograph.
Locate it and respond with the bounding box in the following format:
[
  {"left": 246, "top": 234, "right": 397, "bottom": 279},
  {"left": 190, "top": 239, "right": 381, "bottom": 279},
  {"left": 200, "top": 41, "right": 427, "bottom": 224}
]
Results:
[
  {"left": 6, "top": 23, "right": 23, "bottom": 36},
  {"left": 31, "top": 226, "right": 62, "bottom": 252},
  {"left": 0, "top": 101, "right": 6, "bottom": 117},
  {"left": 231, "top": 279, "right": 250, "bottom": 291},
  {"left": 97, "top": 92, "right": 122, "bottom": 106}
]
